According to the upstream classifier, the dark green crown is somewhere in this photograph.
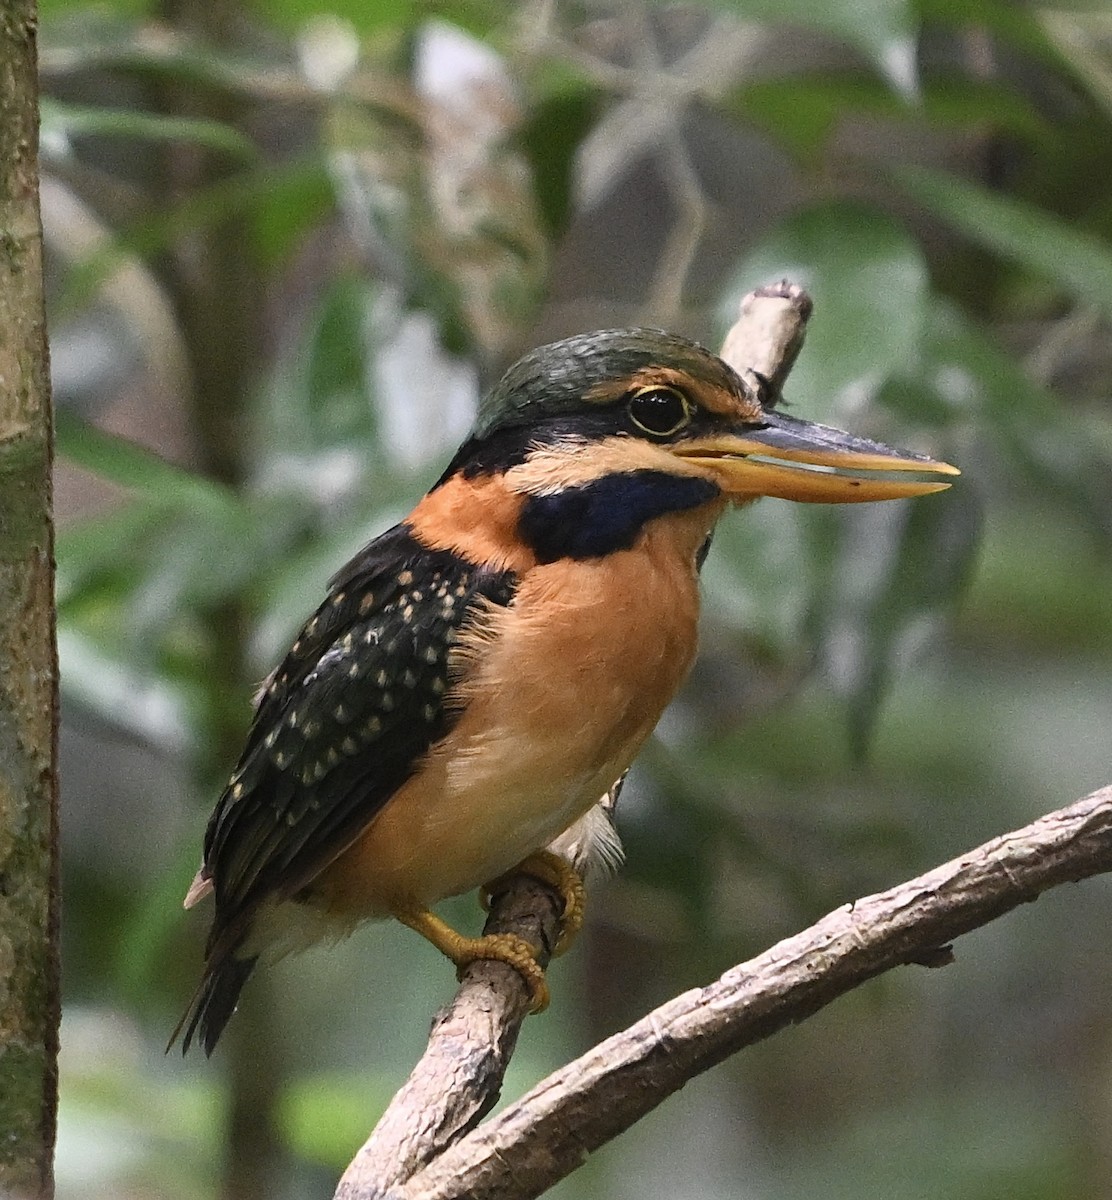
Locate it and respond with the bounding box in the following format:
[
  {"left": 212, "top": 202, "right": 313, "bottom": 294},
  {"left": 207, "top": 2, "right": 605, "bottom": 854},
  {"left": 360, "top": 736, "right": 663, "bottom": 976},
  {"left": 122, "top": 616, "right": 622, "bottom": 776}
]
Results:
[{"left": 471, "top": 328, "right": 741, "bottom": 439}]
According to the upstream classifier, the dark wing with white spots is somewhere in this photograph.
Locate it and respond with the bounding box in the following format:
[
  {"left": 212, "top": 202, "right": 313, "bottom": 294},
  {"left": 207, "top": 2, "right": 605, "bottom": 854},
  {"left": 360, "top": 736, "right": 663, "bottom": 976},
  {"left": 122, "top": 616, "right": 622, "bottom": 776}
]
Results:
[
  {"left": 201, "top": 521, "right": 517, "bottom": 937},
  {"left": 174, "top": 523, "right": 515, "bottom": 1055}
]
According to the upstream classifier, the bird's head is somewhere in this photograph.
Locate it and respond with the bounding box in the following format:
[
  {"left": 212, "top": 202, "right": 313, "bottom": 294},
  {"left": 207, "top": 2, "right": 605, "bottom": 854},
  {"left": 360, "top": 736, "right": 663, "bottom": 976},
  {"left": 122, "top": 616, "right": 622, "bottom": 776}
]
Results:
[
  {"left": 417, "top": 329, "right": 957, "bottom": 568},
  {"left": 443, "top": 328, "right": 957, "bottom": 506}
]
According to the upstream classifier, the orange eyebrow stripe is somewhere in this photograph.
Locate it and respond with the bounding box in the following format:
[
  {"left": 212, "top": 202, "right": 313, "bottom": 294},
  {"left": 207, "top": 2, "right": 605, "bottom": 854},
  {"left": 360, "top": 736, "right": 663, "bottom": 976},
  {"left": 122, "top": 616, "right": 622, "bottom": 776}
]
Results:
[{"left": 586, "top": 365, "right": 762, "bottom": 420}]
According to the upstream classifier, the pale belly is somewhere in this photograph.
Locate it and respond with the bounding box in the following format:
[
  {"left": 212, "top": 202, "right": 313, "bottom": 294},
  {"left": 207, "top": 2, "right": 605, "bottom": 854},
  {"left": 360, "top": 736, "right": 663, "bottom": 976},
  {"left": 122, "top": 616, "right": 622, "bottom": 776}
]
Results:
[{"left": 308, "top": 505, "right": 717, "bottom": 918}]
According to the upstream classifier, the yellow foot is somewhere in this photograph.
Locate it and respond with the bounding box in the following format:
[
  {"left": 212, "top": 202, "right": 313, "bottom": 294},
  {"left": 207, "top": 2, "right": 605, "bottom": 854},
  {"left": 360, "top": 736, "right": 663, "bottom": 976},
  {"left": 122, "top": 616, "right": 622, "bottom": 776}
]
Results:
[
  {"left": 481, "top": 849, "right": 586, "bottom": 958},
  {"left": 394, "top": 906, "right": 550, "bottom": 1013}
]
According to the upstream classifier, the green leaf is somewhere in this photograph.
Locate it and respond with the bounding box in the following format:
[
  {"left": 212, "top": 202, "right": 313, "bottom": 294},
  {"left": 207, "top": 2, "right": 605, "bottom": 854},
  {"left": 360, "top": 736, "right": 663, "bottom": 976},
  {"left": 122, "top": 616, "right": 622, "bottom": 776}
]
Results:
[
  {"left": 700, "top": 500, "right": 815, "bottom": 663},
  {"left": 701, "top": 0, "right": 919, "bottom": 96},
  {"left": 56, "top": 160, "right": 329, "bottom": 319},
  {"left": 818, "top": 488, "right": 980, "bottom": 759},
  {"left": 920, "top": 76, "right": 1048, "bottom": 143},
  {"left": 250, "top": 163, "right": 335, "bottom": 268},
  {"left": 425, "top": 0, "right": 508, "bottom": 38},
  {"left": 731, "top": 74, "right": 1047, "bottom": 166},
  {"left": 40, "top": 0, "right": 152, "bottom": 17},
  {"left": 719, "top": 201, "right": 929, "bottom": 424},
  {"left": 892, "top": 164, "right": 1112, "bottom": 318},
  {"left": 58, "top": 627, "right": 197, "bottom": 755},
  {"left": 56, "top": 420, "right": 272, "bottom": 645},
  {"left": 730, "top": 75, "right": 901, "bottom": 164},
  {"left": 269, "top": 0, "right": 510, "bottom": 41},
  {"left": 518, "top": 79, "right": 603, "bottom": 238},
  {"left": 923, "top": 301, "right": 1112, "bottom": 545},
  {"left": 56, "top": 412, "right": 241, "bottom": 519},
  {"left": 39, "top": 20, "right": 296, "bottom": 93},
  {"left": 56, "top": 503, "right": 167, "bottom": 608},
  {"left": 57, "top": 502, "right": 268, "bottom": 655},
  {"left": 112, "top": 862, "right": 204, "bottom": 1006},
  {"left": 40, "top": 99, "right": 259, "bottom": 163},
  {"left": 304, "top": 276, "right": 377, "bottom": 438},
  {"left": 1040, "top": 9, "right": 1112, "bottom": 120},
  {"left": 252, "top": 275, "right": 385, "bottom": 482},
  {"left": 264, "top": 0, "right": 412, "bottom": 34},
  {"left": 919, "top": 0, "right": 1102, "bottom": 75},
  {"left": 126, "top": 505, "right": 265, "bottom": 616}
]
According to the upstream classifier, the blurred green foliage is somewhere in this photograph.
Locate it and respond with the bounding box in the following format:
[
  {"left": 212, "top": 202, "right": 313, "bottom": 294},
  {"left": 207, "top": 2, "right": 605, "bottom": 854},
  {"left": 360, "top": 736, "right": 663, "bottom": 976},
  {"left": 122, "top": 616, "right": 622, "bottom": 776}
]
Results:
[{"left": 41, "top": 1, "right": 1112, "bottom": 1198}]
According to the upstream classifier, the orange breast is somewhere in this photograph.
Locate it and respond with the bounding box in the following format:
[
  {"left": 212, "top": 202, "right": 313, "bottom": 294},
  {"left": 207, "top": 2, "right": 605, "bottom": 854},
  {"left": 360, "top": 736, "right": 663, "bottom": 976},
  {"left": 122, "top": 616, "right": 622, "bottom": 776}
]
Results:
[{"left": 310, "top": 498, "right": 725, "bottom": 918}]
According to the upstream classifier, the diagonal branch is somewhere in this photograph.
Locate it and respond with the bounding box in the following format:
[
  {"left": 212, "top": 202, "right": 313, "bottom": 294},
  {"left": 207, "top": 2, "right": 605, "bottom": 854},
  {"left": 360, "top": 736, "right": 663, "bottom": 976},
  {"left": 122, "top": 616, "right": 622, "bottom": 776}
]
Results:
[
  {"left": 334, "top": 874, "right": 564, "bottom": 1200},
  {"left": 395, "top": 786, "right": 1112, "bottom": 1200}
]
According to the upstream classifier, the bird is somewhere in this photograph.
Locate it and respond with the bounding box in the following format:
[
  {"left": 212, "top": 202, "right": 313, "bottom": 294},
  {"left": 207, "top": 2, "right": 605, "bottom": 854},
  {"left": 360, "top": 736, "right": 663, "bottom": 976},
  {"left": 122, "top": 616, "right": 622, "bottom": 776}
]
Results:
[{"left": 172, "top": 327, "right": 958, "bottom": 1055}]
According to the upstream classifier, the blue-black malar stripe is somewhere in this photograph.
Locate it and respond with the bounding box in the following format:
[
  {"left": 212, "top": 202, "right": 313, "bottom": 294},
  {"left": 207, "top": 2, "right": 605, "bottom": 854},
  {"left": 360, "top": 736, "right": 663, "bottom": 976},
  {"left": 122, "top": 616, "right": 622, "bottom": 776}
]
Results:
[{"left": 517, "top": 469, "right": 720, "bottom": 564}]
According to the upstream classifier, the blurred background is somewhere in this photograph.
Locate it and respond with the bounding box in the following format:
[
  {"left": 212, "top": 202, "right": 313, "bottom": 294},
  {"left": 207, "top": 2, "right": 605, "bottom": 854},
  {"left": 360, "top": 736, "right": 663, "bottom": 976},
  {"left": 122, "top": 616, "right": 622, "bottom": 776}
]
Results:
[{"left": 41, "top": 0, "right": 1112, "bottom": 1197}]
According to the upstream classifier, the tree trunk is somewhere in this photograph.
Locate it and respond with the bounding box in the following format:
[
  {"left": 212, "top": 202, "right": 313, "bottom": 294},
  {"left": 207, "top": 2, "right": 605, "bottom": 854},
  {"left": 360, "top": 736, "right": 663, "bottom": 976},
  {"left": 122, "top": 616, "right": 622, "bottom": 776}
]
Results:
[{"left": 0, "top": 2, "right": 62, "bottom": 1197}]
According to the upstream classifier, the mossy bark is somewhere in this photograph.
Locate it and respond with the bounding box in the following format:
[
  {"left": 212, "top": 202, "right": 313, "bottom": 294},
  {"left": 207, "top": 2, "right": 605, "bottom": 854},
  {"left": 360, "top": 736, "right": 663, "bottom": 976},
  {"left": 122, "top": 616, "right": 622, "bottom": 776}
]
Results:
[{"left": 0, "top": 2, "right": 61, "bottom": 1197}]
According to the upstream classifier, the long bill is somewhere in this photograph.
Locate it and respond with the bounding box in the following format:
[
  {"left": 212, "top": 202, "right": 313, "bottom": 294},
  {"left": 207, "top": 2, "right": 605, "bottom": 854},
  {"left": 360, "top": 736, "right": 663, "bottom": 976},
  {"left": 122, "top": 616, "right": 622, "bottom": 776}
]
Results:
[{"left": 671, "top": 410, "right": 960, "bottom": 503}]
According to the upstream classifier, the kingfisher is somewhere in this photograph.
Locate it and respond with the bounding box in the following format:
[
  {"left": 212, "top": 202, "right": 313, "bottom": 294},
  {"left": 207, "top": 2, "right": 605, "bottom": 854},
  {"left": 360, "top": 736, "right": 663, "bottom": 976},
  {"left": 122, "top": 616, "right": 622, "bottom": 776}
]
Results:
[{"left": 172, "top": 327, "right": 957, "bottom": 1054}]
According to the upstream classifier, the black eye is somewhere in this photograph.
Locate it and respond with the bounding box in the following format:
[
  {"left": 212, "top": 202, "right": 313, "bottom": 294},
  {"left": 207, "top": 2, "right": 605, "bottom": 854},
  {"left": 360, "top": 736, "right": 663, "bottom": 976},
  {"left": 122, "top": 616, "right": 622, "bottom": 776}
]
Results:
[{"left": 627, "top": 386, "right": 692, "bottom": 437}]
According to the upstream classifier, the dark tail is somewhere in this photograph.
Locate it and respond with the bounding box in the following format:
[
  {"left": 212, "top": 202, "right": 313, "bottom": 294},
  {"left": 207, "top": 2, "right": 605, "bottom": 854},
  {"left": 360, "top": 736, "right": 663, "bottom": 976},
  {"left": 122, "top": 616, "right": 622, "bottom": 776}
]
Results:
[{"left": 167, "top": 950, "right": 259, "bottom": 1056}]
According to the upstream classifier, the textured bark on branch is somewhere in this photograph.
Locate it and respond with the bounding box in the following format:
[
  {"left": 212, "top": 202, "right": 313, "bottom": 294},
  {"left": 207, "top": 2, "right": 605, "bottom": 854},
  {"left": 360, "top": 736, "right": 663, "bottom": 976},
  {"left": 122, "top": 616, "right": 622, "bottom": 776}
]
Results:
[
  {"left": 393, "top": 788, "right": 1112, "bottom": 1199},
  {"left": 0, "top": 2, "right": 61, "bottom": 1196},
  {"left": 335, "top": 873, "right": 565, "bottom": 1200},
  {"left": 340, "top": 772, "right": 1112, "bottom": 1200}
]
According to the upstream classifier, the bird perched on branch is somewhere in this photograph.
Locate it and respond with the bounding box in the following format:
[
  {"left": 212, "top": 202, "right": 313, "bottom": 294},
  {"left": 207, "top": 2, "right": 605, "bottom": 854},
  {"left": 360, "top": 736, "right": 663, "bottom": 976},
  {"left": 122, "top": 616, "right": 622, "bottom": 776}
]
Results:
[{"left": 173, "top": 327, "right": 957, "bottom": 1054}]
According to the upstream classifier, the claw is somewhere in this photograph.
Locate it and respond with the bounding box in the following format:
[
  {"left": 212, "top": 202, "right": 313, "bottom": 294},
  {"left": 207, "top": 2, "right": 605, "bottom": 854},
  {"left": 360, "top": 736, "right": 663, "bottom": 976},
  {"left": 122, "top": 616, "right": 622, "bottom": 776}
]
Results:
[
  {"left": 394, "top": 907, "right": 550, "bottom": 1012},
  {"left": 484, "top": 850, "right": 586, "bottom": 958}
]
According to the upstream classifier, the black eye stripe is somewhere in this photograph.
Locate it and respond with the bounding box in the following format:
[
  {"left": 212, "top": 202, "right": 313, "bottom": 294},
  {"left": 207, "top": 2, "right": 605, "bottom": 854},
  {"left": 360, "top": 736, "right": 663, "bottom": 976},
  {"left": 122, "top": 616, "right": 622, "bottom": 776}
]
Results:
[{"left": 627, "top": 387, "right": 691, "bottom": 437}]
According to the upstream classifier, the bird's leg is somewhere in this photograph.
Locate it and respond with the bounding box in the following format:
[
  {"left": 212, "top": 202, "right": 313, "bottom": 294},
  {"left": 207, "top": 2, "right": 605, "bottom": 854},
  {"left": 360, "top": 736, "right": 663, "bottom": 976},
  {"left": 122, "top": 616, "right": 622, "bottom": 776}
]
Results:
[
  {"left": 394, "top": 906, "right": 550, "bottom": 1013},
  {"left": 480, "top": 849, "right": 586, "bottom": 958}
]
